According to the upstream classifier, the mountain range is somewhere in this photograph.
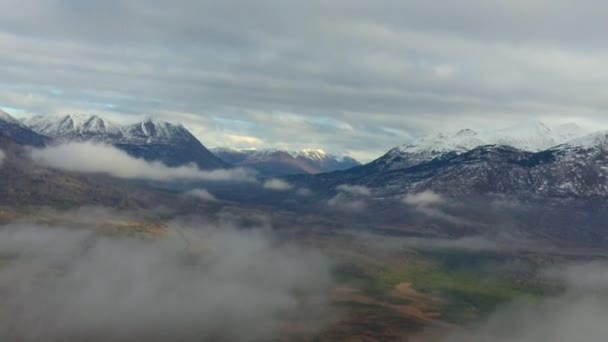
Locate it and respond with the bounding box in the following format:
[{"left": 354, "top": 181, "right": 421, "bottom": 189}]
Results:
[
  {"left": 22, "top": 113, "right": 227, "bottom": 170},
  {"left": 211, "top": 147, "right": 360, "bottom": 176},
  {"left": 368, "top": 121, "right": 589, "bottom": 172},
  {"left": 291, "top": 121, "right": 608, "bottom": 199},
  {"left": 4, "top": 110, "right": 608, "bottom": 200},
  {"left": 7, "top": 112, "right": 359, "bottom": 175}
]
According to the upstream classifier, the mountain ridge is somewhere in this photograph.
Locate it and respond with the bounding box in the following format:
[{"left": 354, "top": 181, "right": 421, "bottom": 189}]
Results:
[{"left": 21, "top": 113, "right": 227, "bottom": 169}]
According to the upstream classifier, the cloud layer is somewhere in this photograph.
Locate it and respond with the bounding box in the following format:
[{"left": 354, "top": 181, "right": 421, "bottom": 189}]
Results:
[
  {"left": 2, "top": 1, "right": 608, "bottom": 160},
  {"left": 29, "top": 142, "right": 258, "bottom": 182},
  {"left": 0, "top": 223, "right": 332, "bottom": 341}
]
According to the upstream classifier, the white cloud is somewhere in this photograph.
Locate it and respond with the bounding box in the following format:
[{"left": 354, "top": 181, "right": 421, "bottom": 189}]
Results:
[
  {"left": 262, "top": 178, "right": 293, "bottom": 191},
  {"left": 184, "top": 188, "right": 218, "bottom": 202},
  {"left": 29, "top": 142, "right": 258, "bottom": 182},
  {"left": 403, "top": 190, "right": 445, "bottom": 206}
]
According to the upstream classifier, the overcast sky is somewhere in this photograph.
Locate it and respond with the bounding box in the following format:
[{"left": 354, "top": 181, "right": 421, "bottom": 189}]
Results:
[{"left": 1, "top": 0, "right": 608, "bottom": 161}]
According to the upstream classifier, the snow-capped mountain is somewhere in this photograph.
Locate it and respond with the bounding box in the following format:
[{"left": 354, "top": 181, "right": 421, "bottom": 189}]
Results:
[
  {"left": 23, "top": 114, "right": 123, "bottom": 143},
  {"left": 22, "top": 114, "right": 227, "bottom": 169},
  {"left": 0, "top": 110, "right": 48, "bottom": 147},
  {"left": 293, "top": 128, "right": 608, "bottom": 199},
  {"left": 212, "top": 147, "right": 360, "bottom": 176},
  {"left": 368, "top": 121, "right": 590, "bottom": 172}
]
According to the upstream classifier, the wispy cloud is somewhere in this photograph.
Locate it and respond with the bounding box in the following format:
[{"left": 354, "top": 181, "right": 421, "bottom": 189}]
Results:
[
  {"left": 327, "top": 184, "right": 372, "bottom": 212},
  {"left": 403, "top": 190, "right": 471, "bottom": 225},
  {"left": 403, "top": 190, "right": 444, "bottom": 206},
  {"left": 262, "top": 178, "right": 293, "bottom": 191},
  {"left": 29, "top": 142, "right": 258, "bottom": 182}
]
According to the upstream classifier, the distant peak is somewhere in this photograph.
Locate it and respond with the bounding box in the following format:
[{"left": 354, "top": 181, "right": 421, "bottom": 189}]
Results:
[
  {"left": 455, "top": 128, "right": 478, "bottom": 136},
  {"left": 0, "top": 110, "right": 19, "bottom": 124},
  {"left": 140, "top": 118, "right": 183, "bottom": 128}
]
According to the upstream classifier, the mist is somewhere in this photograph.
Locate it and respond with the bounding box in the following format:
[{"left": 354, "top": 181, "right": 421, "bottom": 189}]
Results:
[
  {"left": 0, "top": 220, "right": 332, "bottom": 341},
  {"left": 29, "top": 142, "right": 258, "bottom": 183},
  {"left": 420, "top": 262, "right": 608, "bottom": 342}
]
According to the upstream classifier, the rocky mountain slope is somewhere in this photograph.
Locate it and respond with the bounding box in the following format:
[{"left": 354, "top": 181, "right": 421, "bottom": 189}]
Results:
[
  {"left": 212, "top": 147, "right": 360, "bottom": 175},
  {"left": 0, "top": 110, "right": 49, "bottom": 147}
]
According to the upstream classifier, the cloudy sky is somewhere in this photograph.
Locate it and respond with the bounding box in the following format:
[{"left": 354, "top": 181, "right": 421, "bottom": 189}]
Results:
[{"left": 1, "top": 0, "right": 608, "bottom": 161}]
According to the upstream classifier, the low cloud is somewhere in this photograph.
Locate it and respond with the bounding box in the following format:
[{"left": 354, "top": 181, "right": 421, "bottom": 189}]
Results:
[
  {"left": 542, "top": 262, "right": 608, "bottom": 292},
  {"left": 0, "top": 223, "right": 332, "bottom": 341},
  {"left": 296, "top": 188, "right": 314, "bottom": 197},
  {"left": 336, "top": 184, "right": 372, "bottom": 197},
  {"left": 263, "top": 178, "right": 293, "bottom": 191},
  {"left": 425, "top": 262, "right": 608, "bottom": 342},
  {"left": 29, "top": 142, "right": 258, "bottom": 182},
  {"left": 327, "top": 184, "right": 372, "bottom": 212},
  {"left": 184, "top": 188, "right": 218, "bottom": 202},
  {"left": 403, "top": 190, "right": 469, "bottom": 225},
  {"left": 403, "top": 190, "right": 445, "bottom": 206}
]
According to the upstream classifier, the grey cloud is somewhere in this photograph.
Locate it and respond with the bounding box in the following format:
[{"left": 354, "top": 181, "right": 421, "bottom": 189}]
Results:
[
  {"left": 2, "top": 1, "right": 608, "bottom": 161},
  {"left": 542, "top": 262, "right": 608, "bottom": 292},
  {"left": 0, "top": 222, "right": 332, "bottom": 341},
  {"left": 29, "top": 142, "right": 258, "bottom": 182},
  {"left": 0, "top": 149, "right": 5, "bottom": 166}
]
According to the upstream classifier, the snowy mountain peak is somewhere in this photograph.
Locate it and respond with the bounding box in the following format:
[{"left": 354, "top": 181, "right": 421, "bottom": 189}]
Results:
[
  {"left": 399, "top": 121, "right": 587, "bottom": 155},
  {"left": 557, "top": 130, "right": 608, "bottom": 151},
  {"left": 24, "top": 114, "right": 123, "bottom": 138},
  {"left": 294, "top": 149, "right": 328, "bottom": 160},
  {"left": 373, "top": 121, "right": 590, "bottom": 172},
  {"left": 455, "top": 128, "right": 478, "bottom": 137},
  {"left": 211, "top": 147, "right": 360, "bottom": 175},
  {"left": 397, "top": 129, "right": 485, "bottom": 154},
  {"left": 126, "top": 119, "right": 189, "bottom": 143},
  {"left": 19, "top": 113, "right": 226, "bottom": 169}
]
